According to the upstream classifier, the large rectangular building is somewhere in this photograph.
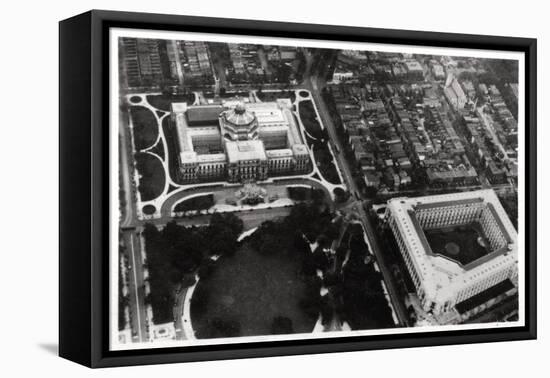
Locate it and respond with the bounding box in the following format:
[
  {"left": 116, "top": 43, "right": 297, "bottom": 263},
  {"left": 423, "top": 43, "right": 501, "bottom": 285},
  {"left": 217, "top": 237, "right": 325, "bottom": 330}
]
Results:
[
  {"left": 385, "top": 190, "right": 518, "bottom": 323},
  {"left": 171, "top": 99, "right": 310, "bottom": 183}
]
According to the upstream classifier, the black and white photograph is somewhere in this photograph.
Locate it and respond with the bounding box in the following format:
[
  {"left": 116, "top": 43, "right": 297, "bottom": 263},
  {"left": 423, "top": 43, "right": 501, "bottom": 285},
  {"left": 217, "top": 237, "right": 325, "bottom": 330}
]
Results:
[{"left": 110, "top": 28, "right": 526, "bottom": 351}]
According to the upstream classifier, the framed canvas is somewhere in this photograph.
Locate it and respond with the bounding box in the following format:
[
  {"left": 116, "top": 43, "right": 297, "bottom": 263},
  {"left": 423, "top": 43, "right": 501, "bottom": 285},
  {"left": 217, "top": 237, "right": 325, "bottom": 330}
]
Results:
[{"left": 59, "top": 10, "right": 537, "bottom": 368}]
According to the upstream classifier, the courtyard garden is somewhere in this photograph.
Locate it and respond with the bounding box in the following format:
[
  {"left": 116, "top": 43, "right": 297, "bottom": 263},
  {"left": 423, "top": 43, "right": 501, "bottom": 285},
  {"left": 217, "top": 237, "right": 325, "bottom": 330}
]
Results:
[{"left": 425, "top": 223, "right": 491, "bottom": 266}]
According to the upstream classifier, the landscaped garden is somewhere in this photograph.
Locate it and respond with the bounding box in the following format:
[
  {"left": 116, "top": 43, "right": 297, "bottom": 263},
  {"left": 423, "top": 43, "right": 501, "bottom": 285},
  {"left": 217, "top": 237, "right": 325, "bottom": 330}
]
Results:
[
  {"left": 143, "top": 200, "right": 394, "bottom": 335},
  {"left": 287, "top": 186, "right": 326, "bottom": 202},
  {"left": 174, "top": 194, "right": 215, "bottom": 213},
  {"left": 298, "top": 99, "right": 325, "bottom": 140},
  {"left": 130, "top": 106, "right": 158, "bottom": 151},
  {"left": 191, "top": 241, "right": 315, "bottom": 338},
  {"left": 191, "top": 203, "right": 335, "bottom": 339},
  {"left": 162, "top": 116, "right": 185, "bottom": 185},
  {"left": 146, "top": 93, "right": 196, "bottom": 112},
  {"left": 256, "top": 90, "right": 296, "bottom": 103},
  {"left": 338, "top": 224, "right": 395, "bottom": 330},
  {"left": 135, "top": 152, "right": 165, "bottom": 201},
  {"left": 298, "top": 100, "right": 341, "bottom": 185},
  {"left": 143, "top": 214, "right": 244, "bottom": 324},
  {"left": 312, "top": 143, "right": 341, "bottom": 185}
]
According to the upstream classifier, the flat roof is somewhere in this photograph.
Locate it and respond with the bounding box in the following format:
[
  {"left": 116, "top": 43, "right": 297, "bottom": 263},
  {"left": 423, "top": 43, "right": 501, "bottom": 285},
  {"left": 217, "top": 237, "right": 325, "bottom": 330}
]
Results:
[
  {"left": 387, "top": 189, "right": 518, "bottom": 302},
  {"left": 225, "top": 140, "right": 267, "bottom": 163},
  {"left": 266, "top": 149, "right": 293, "bottom": 158},
  {"left": 414, "top": 197, "right": 484, "bottom": 211},
  {"left": 197, "top": 153, "right": 227, "bottom": 163},
  {"left": 455, "top": 279, "right": 515, "bottom": 314},
  {"left": 186, "top": 105, "right": 224, "bottom": 125}
]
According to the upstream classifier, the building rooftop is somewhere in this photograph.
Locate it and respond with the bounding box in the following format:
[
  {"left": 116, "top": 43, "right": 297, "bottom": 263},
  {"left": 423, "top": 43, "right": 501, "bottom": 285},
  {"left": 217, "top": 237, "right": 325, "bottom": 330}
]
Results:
[
  {"left": 455, "top": 279, "right": 515, "bottom": 314},
  {"left": 225, "top": 140, "right": 267, "bottom": 163},
  {"left": 222, "top": 103, "right": 256, "bottom": 127},
  {"left": 266, "top": 149, "right": 293, "bottom": 158},
  {"left": 186, "top": 105, "right": 224, "bottom": 126},
  {"left": 387, "top": 189, "right": 518, "bottom": 303}
]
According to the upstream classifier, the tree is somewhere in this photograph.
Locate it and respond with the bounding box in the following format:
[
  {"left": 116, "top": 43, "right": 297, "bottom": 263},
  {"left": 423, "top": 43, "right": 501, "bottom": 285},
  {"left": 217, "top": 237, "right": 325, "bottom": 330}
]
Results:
[
  {"left": 205, "top": 318, "right": 241, "bottom": 338},
  {"left": 299, "top": 295, "right": 322, "bottom": 319},
  {"left": 312, "top": 247, "right": 330, "bottom": 271},
  {"left": 333, "top": 187, "right": 350, "bottom": 203},
  {"left": 198, "top": 259, "right": 216, "bottom": 280},
  {"left": 259, "top": 235, "right": 280, "bottom": 256},
  {"left": 270, "top": 316, "right": 294, "bottom": 335},
  {"left": 320, "top": 295, "right": 334, "bottom": 326}
]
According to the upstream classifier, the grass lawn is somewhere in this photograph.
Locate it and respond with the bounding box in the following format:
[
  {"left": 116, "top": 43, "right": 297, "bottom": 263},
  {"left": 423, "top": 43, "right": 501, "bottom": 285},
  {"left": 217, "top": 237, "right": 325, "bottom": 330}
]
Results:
[
  {"left": 298, "top": 100, "right": 341, "bottom": 185},
  {"left": 135, "top": 152, "right": 165, "bottom": 201},
  {"left": 191, "top": 243, "right": 315, "bottom": 338},
  {"left": 313, "top": 143, "right": 341, "bottom": 185},
  {"left": 142, "top": 204, "right": 157, "bottom": 215},
  {"left": 257, "top": 90, "right": 296, "bottom": 103},
  {"left": 161, "top": 116, "right": 187, "bottom": 185},
  {"left": 146, "top": 94, "right": 196, "bottom": 112},
  {"left": 174, "top": 194, "right": 215, "bottom": 213},
  {"left": 341, "top": 224, "right": 395, "bottom": 330},
  {"left": 299, "top": 100, "right": 324, "bottom": 140},
  {"left": 425, "top": 223, "right": 490, "bottom": 266},
  {"left": 130, "top": 106, "right": 158, "bottom": 151}
]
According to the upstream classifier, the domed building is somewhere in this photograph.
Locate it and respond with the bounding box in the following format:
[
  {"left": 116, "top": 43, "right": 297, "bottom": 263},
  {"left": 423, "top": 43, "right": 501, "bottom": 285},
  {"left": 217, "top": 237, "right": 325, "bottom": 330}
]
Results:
[
  {"left": 171, "top": 98, "right": 311, "bottom": 184},
  {"left": 219, "top": 102, "right": 259, "bottom": 141}
]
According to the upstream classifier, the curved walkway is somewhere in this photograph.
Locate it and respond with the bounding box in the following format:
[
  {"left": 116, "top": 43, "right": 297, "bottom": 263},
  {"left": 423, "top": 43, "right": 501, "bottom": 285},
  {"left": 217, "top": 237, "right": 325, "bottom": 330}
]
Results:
[
  {"left": 181, "top": 274, "right": 199, "bottom": 340},
  {"left": 127, "top": 88, "right": 345, "bottom": 220}
]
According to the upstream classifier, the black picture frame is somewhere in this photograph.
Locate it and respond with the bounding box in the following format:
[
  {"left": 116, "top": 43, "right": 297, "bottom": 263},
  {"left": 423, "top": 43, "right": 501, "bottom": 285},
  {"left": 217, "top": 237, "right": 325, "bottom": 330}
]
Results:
[{"left": 59, "top": 9, "right": 537, "bottom": 368}]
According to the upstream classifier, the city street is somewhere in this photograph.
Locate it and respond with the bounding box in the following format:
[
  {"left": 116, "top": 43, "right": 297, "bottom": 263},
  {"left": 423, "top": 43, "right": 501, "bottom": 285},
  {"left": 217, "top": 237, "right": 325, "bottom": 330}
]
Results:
[
  {"left": 306, "top": 73, "right": 410, "bottom": 326},
  {"left": 121, "top": 231, "right": 148, "bottom": 342}
]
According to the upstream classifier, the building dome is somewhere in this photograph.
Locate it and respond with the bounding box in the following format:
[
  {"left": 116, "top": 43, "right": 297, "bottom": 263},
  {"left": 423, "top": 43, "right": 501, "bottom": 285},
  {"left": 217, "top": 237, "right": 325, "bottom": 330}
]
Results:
[
  {"left": 220, "top": 102, "right": 259, "bottom": 141},
  {"left": 223, "top": 103, "right": 256, "bottom": 127}
]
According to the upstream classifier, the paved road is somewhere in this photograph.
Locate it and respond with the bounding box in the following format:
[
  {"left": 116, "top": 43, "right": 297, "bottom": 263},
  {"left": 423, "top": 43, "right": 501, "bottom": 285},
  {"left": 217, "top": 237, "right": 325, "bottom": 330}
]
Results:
[
  {"left": 173, "top": 286, "right": 189, "bottom": 340},
  {"left": 118, "top": 67, "right": 411, "bottom": 342},
  {"left": 155, "top": 176, "right": 334, "bottom": 223},
  {"left": 119, "top": 109, "right": 137, "bottom": 229},
  {"left": 122, "top": 231, "right": 148, "bottom": 342},
  {"left": 307, "top": 74, "right": 410, "bottom": 327},
  {"left": 152, "top": 205, "right": 293, "bottom": 231}
]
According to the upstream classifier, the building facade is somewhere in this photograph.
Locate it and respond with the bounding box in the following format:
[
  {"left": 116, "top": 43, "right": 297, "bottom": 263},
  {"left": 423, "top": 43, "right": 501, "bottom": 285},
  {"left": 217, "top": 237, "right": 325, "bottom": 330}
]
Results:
[
  {"left": 384, "top": 190, "right": 518, "bottom": 323},
  {"left": 171, "top": 99, "right": 311, "bottom": 183}
]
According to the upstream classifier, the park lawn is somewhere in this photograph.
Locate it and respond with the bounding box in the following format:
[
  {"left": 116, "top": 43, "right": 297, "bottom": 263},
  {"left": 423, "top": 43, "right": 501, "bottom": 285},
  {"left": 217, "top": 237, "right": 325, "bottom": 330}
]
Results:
[
  {"left": 257, "top": 90, "right": 296, "bottom": 103},
  {"left": 174, "top": 194, "right": 215, "bottom": 213},
  {"left": 130, "top": 106, "right": 158, "bottom": 151},
  {"left": 298, "top": 99, "right": 324, "bottom": 140},
  {"left": 135, "top": 152, "right": 165, "bottom": 201},
  {"left": 191, "top": 243, "right": 315, "bottom": 338},
  {"left": 341, "top": 224, "right": 395, "bottom": 330},
  {"left": 146, "top": 94, "right": 196, "bottom": 112},
  {"left": 162, "top": 116, "right": 186, "bottom": 185},
  {"left": 313, "top": 143, "right": 341, "bottom": 185}
]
